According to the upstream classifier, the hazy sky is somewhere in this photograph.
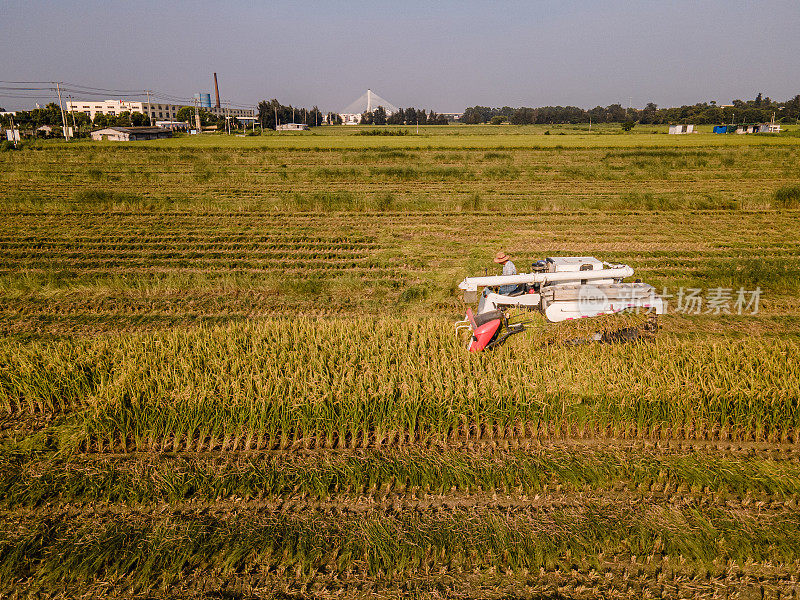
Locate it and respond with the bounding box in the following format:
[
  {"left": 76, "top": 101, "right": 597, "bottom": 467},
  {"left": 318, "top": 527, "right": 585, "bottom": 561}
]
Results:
[{"left": 3, "top": 0, "right": 799, "bottom": 112}]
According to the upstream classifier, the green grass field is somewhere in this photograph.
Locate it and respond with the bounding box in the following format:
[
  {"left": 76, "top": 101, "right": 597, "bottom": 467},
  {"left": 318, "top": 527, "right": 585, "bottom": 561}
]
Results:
[{"left": 1, "top": 125, "right": 799, "bottom": 598}]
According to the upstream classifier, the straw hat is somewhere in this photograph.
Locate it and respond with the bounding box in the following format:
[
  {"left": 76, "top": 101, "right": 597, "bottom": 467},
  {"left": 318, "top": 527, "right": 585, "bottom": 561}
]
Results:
[{"left": 493, "top": 251, "right": 509, "bottom": 264}]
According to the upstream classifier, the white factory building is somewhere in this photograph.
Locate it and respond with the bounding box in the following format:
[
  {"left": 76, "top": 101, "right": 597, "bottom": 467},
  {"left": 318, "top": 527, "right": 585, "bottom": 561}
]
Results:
[{"left": 66, "top": 99, "right": 254, "bottom": 122}]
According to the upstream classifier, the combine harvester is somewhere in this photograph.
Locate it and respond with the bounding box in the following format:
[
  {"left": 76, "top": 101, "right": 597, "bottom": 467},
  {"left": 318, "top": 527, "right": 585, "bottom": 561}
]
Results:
[{"left": 456, "top": 257, "right": 664, "bottom": 352}]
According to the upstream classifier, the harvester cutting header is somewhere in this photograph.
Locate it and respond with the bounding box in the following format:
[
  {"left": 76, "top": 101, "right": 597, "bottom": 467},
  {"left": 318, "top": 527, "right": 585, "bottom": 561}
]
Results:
[{"left": 456, "top": 256, "right": 664, "bottom": 352}]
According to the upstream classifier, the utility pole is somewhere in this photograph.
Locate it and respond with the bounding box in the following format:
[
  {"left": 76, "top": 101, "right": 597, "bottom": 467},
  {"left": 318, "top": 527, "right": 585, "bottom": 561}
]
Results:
[
  {"left": 54, "top": 82, "right": 69, "bottom": 140},
  {"left": 9, "top": 114, "right": 17, "bottom": 149},
  {"left": 274, "top": 105, "right": 278, "bottom": 130},
  {"left": 67, "top": 94, "right": 78, "bottom": 137},
  {"left": 194, "top": 97, "right": 201, "bottom": 132},
  {"left": 145, "top": 90, "right": 152, "bottom": 125}
]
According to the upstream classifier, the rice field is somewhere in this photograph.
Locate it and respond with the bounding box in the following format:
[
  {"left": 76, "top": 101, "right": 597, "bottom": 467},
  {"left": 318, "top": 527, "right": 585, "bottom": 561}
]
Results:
[{"left": 1, "top": 126, "right": 799, "bottom": 598}]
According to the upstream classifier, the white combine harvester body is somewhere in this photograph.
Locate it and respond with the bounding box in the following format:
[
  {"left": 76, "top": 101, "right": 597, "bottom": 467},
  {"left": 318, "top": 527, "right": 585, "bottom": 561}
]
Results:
[{"left": 456, "top": 257, "right": 664, "bottom": 351}]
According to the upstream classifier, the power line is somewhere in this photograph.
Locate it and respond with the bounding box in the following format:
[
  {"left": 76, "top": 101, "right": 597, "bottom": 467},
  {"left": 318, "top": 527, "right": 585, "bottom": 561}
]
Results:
[
  {"left": 60, "top": 89, "right": 144, "bottom": 98},
  {"left": 61, "top": 82, "right": 146, "bottom": 94},
  {"left": 1, "top": 79, "right": 257, "bottom": 112},
  {"left": 0, "top": 86, "right": 54, "bottom": 91},
  {"left": 0, "top": 80, "right": 55, "bottom": 84},
  {"left": 0, "top": 93, "right": 57, "bottom": 99}
]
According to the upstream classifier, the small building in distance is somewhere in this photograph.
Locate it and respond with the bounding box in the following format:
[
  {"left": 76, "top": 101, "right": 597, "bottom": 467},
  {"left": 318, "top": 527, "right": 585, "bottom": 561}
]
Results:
[
  {"left": 276, "top": 123, "right": 309, "bottom": 131},
  {"left": 714, "top": 123, "right": 781, "bottom": 134},
  {"left": 668, "top": 124, "right": 695, "bottom": 134},
  {"left": 91, "top": 126, "right": 173, "bottom": 141},
  {"left": 734, "top": 123, "right": 781, "bottom": 134}
]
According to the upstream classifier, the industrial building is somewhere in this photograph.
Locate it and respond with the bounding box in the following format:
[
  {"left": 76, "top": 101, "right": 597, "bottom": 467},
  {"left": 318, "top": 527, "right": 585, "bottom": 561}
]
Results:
[
  {"left": 90, "top": 126, "right": 173, "bottom": 141},
  {"left": 67, "top": 99, "right": 254, "bottom": 122},
  {"left": 194, "top": 93, "right": 213, "bottom": 108},
  {"left": 66, "top": 74, "right": 253, "bottom": 123}
]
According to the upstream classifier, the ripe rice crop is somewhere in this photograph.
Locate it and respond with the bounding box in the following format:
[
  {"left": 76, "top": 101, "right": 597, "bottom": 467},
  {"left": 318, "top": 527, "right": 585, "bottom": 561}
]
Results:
[
  {"left": 1, "top": 129, "right": 799, "bottom": 597},
  {"left": 2, "top": 319, "right": 797, "bottom": 452},
  {"left": 3, "top": 131, "right": 799, "bottom": 212}
]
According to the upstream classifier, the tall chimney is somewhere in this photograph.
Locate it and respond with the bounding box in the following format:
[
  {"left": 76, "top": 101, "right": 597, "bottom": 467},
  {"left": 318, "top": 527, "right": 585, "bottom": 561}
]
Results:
[{"left": 213, "top": 73, "right": 221, "bottom": 108}]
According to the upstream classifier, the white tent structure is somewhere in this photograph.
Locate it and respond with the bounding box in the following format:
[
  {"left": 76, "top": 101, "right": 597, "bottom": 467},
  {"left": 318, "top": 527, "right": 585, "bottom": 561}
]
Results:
[{"left": 339, "top": 89, "right": 398, "bottom": 124}]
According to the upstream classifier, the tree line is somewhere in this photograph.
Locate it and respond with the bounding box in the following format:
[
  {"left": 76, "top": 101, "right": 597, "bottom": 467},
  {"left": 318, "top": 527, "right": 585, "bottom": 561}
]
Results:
[
  {"left": 0, "top": 103, "right": 240, "bottom": 133},
  {"left": 1, "top": 103, "right": 90, "bottom": 131},
  {"left": 4, "top": 92, "right": 799, "bottom": 133},
  {"left": 256, "top": 100, "right": 449, "bottom": 127},
  {"left": 366, "top": 107, "right": 449, "bottom": 125},
  {"left": 462, "top": 93, "right": 800, "bottom": 125},
  {"left": 328, "top": 106, "right": 449, "bottom": 125},
  {"left": 257, "top": 99, "right": 324, "bottom": 129},
  {"left": 0, "top": 103, "right": 153, "bottom": 130}
]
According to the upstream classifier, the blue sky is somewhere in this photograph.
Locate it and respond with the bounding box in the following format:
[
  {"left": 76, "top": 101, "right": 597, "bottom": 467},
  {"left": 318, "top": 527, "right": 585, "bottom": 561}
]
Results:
[{"left": 2, "top": 0, "right": 799, "bottom": 112}]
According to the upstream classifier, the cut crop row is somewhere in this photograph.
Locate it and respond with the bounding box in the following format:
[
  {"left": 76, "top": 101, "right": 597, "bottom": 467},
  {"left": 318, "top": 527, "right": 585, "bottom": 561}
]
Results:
[
  {"left": 2, "top": 243, "right": 791, "bottom": 257},
  {"left": 0, "top": 268, "right": 406, "bottom": 280},
  {"left": 3, "top": 449, "right": 799, "bottom": 507},
  {"left": 0, "top": 259, "right": 381, "bottom": 271},
  {"left": 2, "top": 503, "right": 799, "bottom": 595},
  {"left": 0, "top": 241, "right": 380, "bottom": 252},
  {"left": 80, "top": 421, "right": 800, "bottom": 455},
  {"left": 0, "top": 250, "right": 372, "bottom": 262},
  {"left": 0, "top": 232, "right": 379, "bottom": 243}
]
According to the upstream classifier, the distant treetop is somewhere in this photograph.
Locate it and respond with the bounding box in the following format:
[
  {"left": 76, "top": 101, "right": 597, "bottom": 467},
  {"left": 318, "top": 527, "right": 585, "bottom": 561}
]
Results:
[{"left": 461, "top": 93, "right": 800, "bottom": 125}]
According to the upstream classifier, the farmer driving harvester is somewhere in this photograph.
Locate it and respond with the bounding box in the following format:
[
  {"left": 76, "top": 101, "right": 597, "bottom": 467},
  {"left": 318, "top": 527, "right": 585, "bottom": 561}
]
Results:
[{"left": 492, "top": 251, "right": 523, "bottom": 296}]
